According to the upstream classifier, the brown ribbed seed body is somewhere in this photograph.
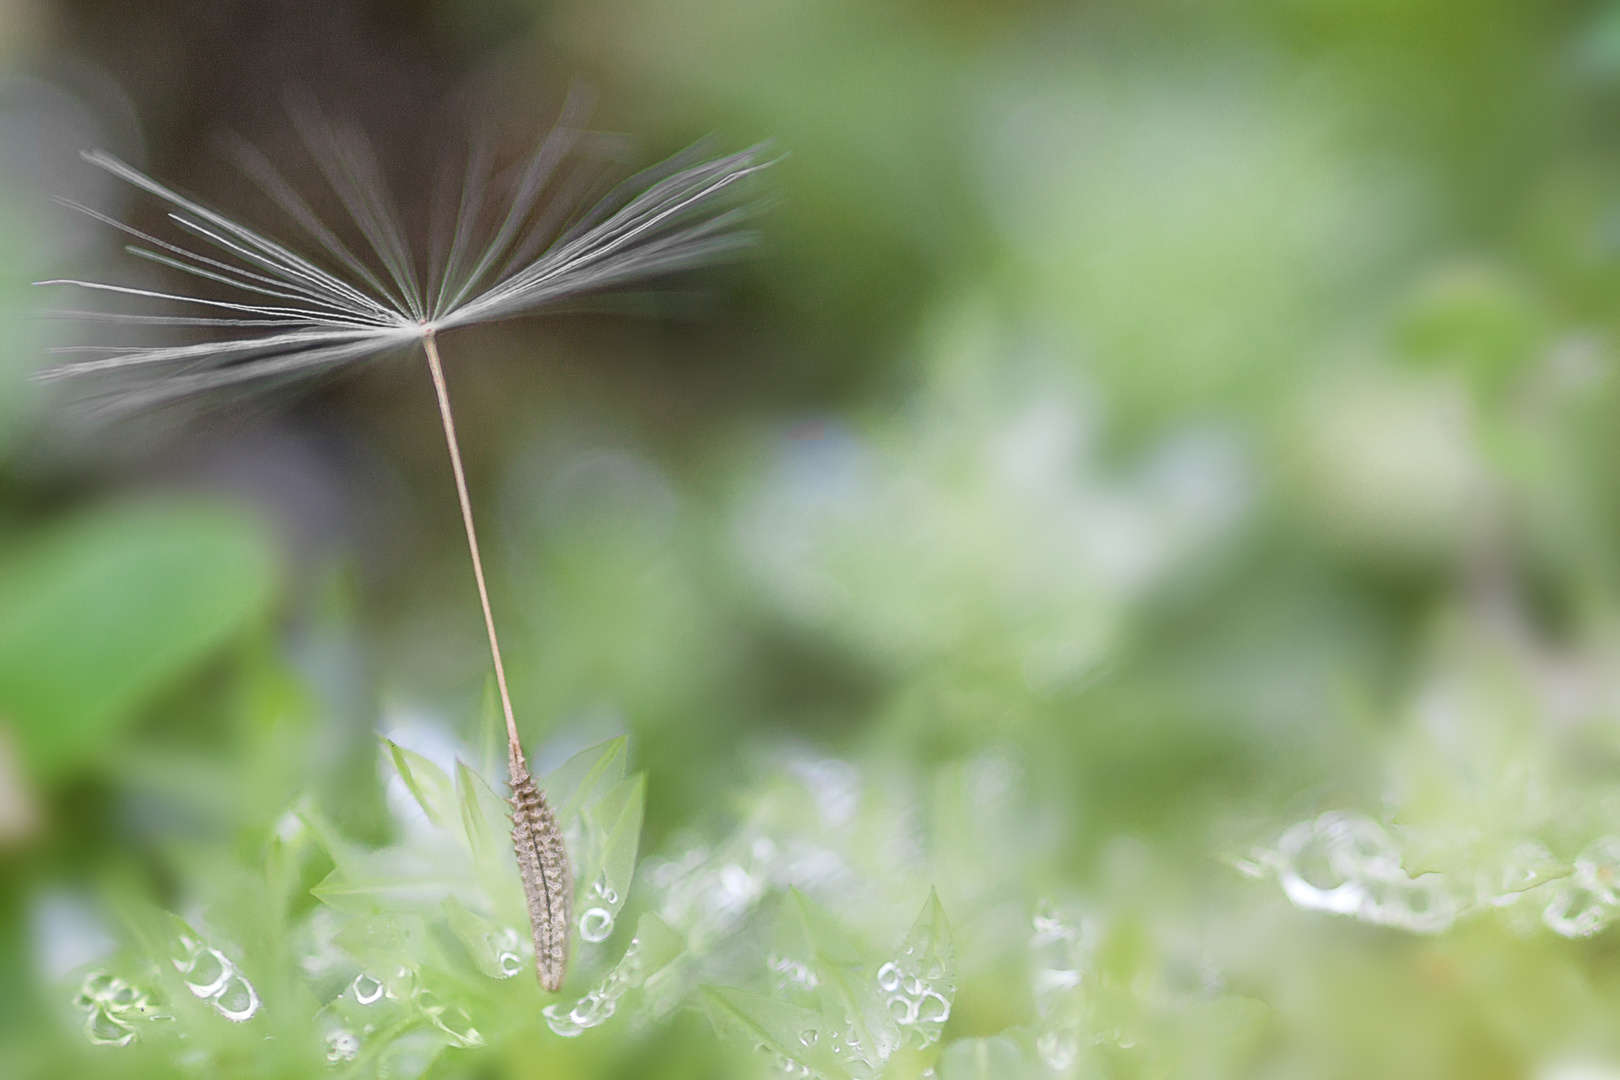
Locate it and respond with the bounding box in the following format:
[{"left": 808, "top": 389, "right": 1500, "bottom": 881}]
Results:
[{"left": 510, "top": 759, "right": 572, "bottom": 992}]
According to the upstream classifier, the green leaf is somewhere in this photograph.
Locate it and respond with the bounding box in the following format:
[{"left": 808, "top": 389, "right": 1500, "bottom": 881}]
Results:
[
  {"left": 0, "top": 499, "right": 277, "bottom": 779},
  {"left": 629, "top": 912, "right": 685, "bottom": 978},
  {"left": 311, "top": 848, "right": 471, "bottom": 916},
  {"left": 1182, "top": 994, "right": 1274, "bottom": 1063},
  {"left": 455, "top": 760, "right": 525, "bottom": 927},
  {"left": 878, "top": 889, "right": 956, "bottom": 1050},
  {"left": 577, "top": 773, "right": 645, "bottom": 927},
  {"left": 815, "top": 960, "right": 898, "bottom": 1072},
  {"left": 703, "top": 986, "right": 851, "bottom": 1080},
  {"left": 939, "top": 1036, "right": 1029, "bottom": 1080},
  {"left": 544, "top": 914, "right": 687, "bottom": 1037},
  {"left": 294, "top": 799, "right": 364, "bottom": 867},
  {"left": 898, "top": 889, "right": 955, "bottom": 988},
  {"left": 455, "top": 759, "right": 508, "bottom": 861},
  {"left": 779, "top": 887, "right": 864, "bottom": 967},
  {"left": 443, "top": 896, "right": 524, "bottom": 981},
  {"left": 542, "top": 736, "right": 628, "bottom": 829},
  {"left": 333, "top": 913, "right": 430, "bottom": 974},
  {"left": 476, "top": 676, "right": 501, "bottom": 780},
  {"left": 586, "top": 769, "right": 640, "bottom": 834},
  {"left": 384, "top": 739, "right": 457, "bottom": 828},
  {"left": 373, "top": 1028, "right": 448, "bottom": 1080}
]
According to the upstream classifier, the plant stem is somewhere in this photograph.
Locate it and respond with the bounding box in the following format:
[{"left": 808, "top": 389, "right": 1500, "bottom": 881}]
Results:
[{"left": 423, "top": 331, "right": 525, "bottom": 769}]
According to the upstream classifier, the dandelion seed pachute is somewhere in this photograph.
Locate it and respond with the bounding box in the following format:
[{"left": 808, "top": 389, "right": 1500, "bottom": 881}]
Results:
[
  {"left": 35, "top": 103, "right": 770, "bottom": 995},
  {"left": 34, "top": 106, "right": 770, "bottom": 404}
]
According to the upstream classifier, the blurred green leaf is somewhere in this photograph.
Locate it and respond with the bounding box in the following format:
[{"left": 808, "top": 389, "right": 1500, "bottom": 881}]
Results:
[
  {"left": 455, "top": 758, "right": 529, "bottom": 930},
  {"left": 543, "top": 736, "right": 628, "bottom": 829},
  {"left": 814, "top": 960, "right": 895, "bottom": 1074},
  {"left": 476, "top": 676, "right": 502, "bottom": 779},
  {"left": 702, "top": 985, "right": 850, "bottom": 1080},
  {"left": 939, "top": 1036, "right": 1029, "bottom": 1080},
  {"left": 443, "top": 896, "right": 522, "bottom": 981},
  {"left": 778, "top": 887, "right": 864, "bottom": 968},
  {"left": 899, "top": 889, "right": 954, "bottom": 987},
  {"left": 578, "top": 773, "right": 645, "bottom": 925},
  {"left": 384, "top": 739, "right": 458, "bottom": 828},
  {"left": 333, "top": 913, "right": 430, "bottom": 973},
  {"left": 311, "top": 847, "right": 471, "bottom": 916},
  {"left": 456, "top": 759, "right": 510, "bottom": 864},
  {"left": 631, "top": 912, "right": 685, "bottom": 977},
  {"left": 0, "top": 499, "right": 276, "bottom": 779}
]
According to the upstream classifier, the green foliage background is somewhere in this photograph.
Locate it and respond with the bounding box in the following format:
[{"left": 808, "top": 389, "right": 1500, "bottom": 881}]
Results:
[{"left": 6, "top": 0, "right": 1620, "bottom": 1077}]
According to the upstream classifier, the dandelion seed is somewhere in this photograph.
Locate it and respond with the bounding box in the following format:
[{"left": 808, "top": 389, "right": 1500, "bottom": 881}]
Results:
[{"left": 36, "top": 95, "right": 772, "bottom": 994}]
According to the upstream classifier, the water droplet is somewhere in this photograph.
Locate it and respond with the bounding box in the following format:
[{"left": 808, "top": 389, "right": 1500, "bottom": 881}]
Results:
[
  {"left": 1363, "top": 872, "right": 1458, "bottom": 934},
  {"left": 579, "top": 907, "right": 615, "bottom": 943},
  {"left": 541, "top": 934, "right": 650, "bottom": 1036},
  {"left": 1538, "top": 837, "right": 1620, "bottom": 937},
  {"left": 767, "top": 954, "right": 819, "bottom": 990},
  {"left": 1036, "top": 906, "right": 1075, "bottom": 939},
  {"left": 1036, "top": 1030, "right": 1078, "bottom": 1071},
  {"left": 587, "top": 874, "right": 621, "bottom": 906},
  {"left": 425, "top": 1000, "right": 483, "bottom": 1048},
  {"left": 542, "top": 1005, "right": 585, "bottom": 1038},
  {"left": 1578, "top": 836, "right": 1620, "bottom": 890},
  {"left": 1544, "top": 881, "right": 1614, "bottom": 938},
  {"left": 1487, "top": 841, "right": 1560, "bottom": 904},
  {"left": 170, "top": 933, "right": 202, "bottom": 972},
  {"left": 799, "top": 1029, "right": 818, "bottom": 1046},
  {"left": 888, "top": 994, "right": 919, "bottom": 1025},
  {"left": 213, "top": 975, "right": 261, "bottom": 1022},
  {"left": 1034, "top": 963, "right": 1082, "bottom": 996},
  {"left": 325, "top": 1029, "right": 360, "bottom": 1063},
  {"left": 1273, "top": 814, "right": 1374, "bottom": 915},
  {"left": 164, "top": 922, "right": 261, "bottom": 1021},
  {"left": 473, "top": 925, "right": 527, "bottom": 980},
  {"left": 73, "top": 972, "right": 157, "bottom": 1047},
  {"left": 183, "top": 948, "right": 232, "bottom": 999},
  {"left": 85, "top": 1006, "right": 136, "bottom": 1046},
  {"left": 353, "top": 973, "right": 385, "bottom": 1005},
  {"left": 876, "top": 961, "right": 901, "bottom": 992},
  {"left": 917, "top": 990, "right": 951, "bottom": 1024},
  {"left": 543, "top": 989, "right": 619, "bottom": 1036}
]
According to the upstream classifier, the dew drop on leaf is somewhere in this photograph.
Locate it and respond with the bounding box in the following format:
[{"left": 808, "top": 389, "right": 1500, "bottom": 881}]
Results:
[
  {"left": 213, "top": 975, "right": 262, "bottom": 1021},
  {"left": 580, "top": 907, "right": 615, "bottom": 943},
  {"left": 353, "top": 974, "right": 385, "bottom": 1004},
  {"left": 325, "top": 1029, "right": 361, "bottom": 1063}
]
